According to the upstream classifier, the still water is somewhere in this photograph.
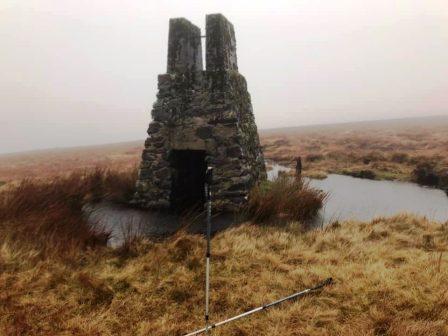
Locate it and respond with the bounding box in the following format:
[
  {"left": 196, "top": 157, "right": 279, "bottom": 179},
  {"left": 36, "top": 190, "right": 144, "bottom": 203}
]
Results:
[
  {"left": 86, "top": 204, "right": 237, "bottom": 247},
  {"left": 268, "top": 163, "right": 448, "bottom": 224},
  {"left": 310, "top": 174, "right": 448, "bottom": 224},
  {"left": 89, "top": 163, "right": 448, "bottom": 246}
]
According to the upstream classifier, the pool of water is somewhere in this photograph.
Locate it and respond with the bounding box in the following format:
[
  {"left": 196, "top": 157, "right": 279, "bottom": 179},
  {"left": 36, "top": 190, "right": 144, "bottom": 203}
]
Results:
[
  {"left": 310, "top": 174, "right": 448, "bottom": 224},
  {"left": 267, "top": 162, "right": 291, "bottom": 180},
  {"left": 86, "top": 203, "right": 237, "bottom": 247},
  {"left": 89, "top": 163, "right": 448, "bottom": 246},
  {"left": 267, "top": 163, "right": 448, "bottom": 224}
]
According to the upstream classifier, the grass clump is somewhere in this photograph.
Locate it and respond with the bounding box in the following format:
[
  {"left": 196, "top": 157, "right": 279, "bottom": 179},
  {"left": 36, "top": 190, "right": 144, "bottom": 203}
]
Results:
[
  {"left": 0, "top": 168, "right": 137, "bottom": 258},
  {"left": 341, "top": 168, "right": 377, "bottom": 180},
  {"left": 245, "top": 176, "right": 327, "bottom": 223},
  {"left": 412, "top": 162, "right": 448, "bottom": 192}
]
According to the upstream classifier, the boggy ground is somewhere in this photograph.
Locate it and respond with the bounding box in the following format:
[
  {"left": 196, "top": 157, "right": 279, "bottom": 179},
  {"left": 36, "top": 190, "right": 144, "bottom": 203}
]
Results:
[
  {"left": 262, "top": 116, "right": 448, "bottom": 189},
  {"left": 1, "top": 214, "right": 447, "bottom": 335}
]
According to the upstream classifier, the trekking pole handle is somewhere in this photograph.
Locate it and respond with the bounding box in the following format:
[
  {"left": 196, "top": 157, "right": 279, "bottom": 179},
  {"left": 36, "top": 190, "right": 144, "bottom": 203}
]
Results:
[{"left": 205, "top": 167, "right": 213, "bottom": 184}]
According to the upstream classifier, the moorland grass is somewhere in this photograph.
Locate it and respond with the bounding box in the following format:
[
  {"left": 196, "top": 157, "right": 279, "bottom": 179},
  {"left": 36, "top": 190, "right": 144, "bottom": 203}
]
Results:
[
  {"left": 0, "top": 168, "right": 137, "bottom": 258},
  {"left": 262, "top": 126, "right": 448, "bottom": 191},
  {"left": 0, "top": 171, "right": 447, "bottom": 335},
  {"left": 1, "top": 215, "right": 447, "bottom": 335}
]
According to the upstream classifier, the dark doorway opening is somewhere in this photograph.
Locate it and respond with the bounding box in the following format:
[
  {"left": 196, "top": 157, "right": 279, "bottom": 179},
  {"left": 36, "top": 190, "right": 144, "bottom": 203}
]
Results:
[{"left": 170, "top": 150, "right": 207, "bottom": 212}]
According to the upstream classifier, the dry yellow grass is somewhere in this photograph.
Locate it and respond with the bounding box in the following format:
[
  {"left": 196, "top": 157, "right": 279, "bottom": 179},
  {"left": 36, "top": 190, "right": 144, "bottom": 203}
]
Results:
[
  {"left": 1, "top": 214, "right": 447, "bottom": 335},
  {"left": 245, "top": 177, "right": 327, "bottom": 223},
  {"left": 261, "top": 117, "right": 448, "bottom": 184}
]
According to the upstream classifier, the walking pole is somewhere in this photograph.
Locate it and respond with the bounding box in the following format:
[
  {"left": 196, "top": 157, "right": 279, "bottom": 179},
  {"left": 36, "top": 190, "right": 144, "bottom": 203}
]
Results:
[
  {"left": 204, "top": 166, "right": 213, "bottom": 335},
  {"left": 184, "top": 277, "right": 333, "bottom": 336}
]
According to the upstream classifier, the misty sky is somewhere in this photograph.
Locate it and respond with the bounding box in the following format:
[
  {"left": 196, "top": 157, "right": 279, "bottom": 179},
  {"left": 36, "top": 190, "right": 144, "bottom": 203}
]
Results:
[{"left": 1, "top": 1, "right": 447, "bottom": 154}]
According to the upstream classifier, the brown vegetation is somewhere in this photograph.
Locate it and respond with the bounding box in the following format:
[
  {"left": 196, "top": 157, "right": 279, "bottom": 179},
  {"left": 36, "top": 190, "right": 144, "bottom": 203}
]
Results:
[
  {"left": 245, "top": 176, "right": 327, "bottom": 223},
  {"left": 0, "top": 168, "right": 137, "bottom": 258},
  {"left": 0, "top": 169, "right": 447, "bottom": 335},
  {"left": 0, "top": 141, "right": 142, "bottom": 182},
  {"left": 261, "top": 118, "right": 448, "bottom": 190},
  {"left": 1, "top": 212, "right": 447, "bottom": 335}
]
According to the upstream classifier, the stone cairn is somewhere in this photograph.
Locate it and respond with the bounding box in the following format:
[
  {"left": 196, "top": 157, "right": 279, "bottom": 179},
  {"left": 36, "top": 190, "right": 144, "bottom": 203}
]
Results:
[{"left": 133, "top": 13, "right": 266, "bottom": 212}]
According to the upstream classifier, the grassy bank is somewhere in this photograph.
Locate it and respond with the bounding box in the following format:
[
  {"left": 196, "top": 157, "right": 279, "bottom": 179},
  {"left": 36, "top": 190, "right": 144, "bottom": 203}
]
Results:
[{"left": 1, "top": 213, "right": 447, "bottom": 335}]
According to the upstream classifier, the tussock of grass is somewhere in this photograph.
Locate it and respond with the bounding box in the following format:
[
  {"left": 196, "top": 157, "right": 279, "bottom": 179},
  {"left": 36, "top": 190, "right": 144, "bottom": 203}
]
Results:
[
  {"left": 245, "top": 176, "right": 327, "bottom": 223},
  {"left": 0, "top": 168, "right": 137, "bottom": 258},
  {"left": 1, "top": 214, "right": 447, "bottom": 335}
]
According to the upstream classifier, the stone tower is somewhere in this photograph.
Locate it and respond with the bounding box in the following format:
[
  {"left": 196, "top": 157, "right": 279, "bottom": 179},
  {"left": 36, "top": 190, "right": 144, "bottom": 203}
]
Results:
[{"left": 134, "top": 13, "right": 266, "bottom": 212}]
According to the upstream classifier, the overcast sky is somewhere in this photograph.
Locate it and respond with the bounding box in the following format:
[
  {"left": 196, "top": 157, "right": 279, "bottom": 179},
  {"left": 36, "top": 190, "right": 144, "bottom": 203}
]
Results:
[{"left": 1, "top": 0, "right": 447, "bottom": 153}]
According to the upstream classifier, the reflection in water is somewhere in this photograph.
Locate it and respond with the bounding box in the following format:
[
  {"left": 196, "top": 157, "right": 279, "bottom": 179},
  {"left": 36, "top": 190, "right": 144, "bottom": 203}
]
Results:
[
  {"left": 310, "top": 174, "right": 448, "bottom": 225},
  {"left": 86, "top": 203, "right": 237, "bottom": 247},
  {"left": 89, "top": 161, "right": 286, "bottom": 247}
]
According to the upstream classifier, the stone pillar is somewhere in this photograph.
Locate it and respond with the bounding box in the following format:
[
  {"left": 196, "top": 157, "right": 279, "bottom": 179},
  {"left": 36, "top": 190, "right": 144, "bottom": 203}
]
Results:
[
  {"left": 167, "top": 18, "right": 203, "bottom": 74},
  {"left": 134, "top": 14, "right": 266, "bottom": 213},
  {"left": 206, "top": 14, "right": 238, "bottom": 71}
]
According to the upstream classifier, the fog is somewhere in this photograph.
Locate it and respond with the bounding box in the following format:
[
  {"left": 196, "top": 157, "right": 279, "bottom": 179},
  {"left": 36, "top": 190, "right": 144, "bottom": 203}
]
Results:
[{"left": 1, "top": 0, "right": 447, "bottom": 153}]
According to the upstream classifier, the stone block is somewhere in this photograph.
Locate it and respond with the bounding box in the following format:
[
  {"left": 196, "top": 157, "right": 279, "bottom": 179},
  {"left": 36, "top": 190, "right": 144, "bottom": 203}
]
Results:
[
  {"left": 206, "top": 14, "right": 238, "bottom": 71},
  {"left": 196, "top": 126, "right": 213, "bottom": 139},
  {"left": 147, "top": 122, "right": 162, "bottom": 135},
  {"left": 167, "top": 18, "right": 203, "bottom": 74}
]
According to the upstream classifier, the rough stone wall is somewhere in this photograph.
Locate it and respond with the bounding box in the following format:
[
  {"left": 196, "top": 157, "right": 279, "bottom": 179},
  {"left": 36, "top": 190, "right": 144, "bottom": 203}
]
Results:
[
  {"left": 167, "top": 18, "right": 203, "bottom": 74},
  {"left": 134, "top": 14, "right": 266, "bottom": 212},
  {"left": 206, "top": 14, "right": 238, "bottom": 71}
]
